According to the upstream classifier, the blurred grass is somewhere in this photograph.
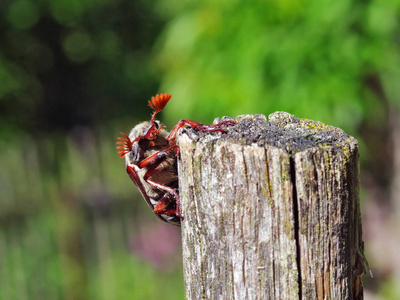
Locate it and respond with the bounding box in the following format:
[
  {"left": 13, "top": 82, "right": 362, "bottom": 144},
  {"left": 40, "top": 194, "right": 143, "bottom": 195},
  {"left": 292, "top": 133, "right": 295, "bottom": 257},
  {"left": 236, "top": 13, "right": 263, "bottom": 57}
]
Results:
[{"left": 0, "top": 128, "right": 184, "bottom": 300}]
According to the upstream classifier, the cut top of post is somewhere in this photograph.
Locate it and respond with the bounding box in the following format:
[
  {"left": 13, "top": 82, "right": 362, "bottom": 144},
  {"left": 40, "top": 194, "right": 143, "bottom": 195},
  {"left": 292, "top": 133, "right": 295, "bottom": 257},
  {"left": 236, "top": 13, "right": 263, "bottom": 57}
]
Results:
[{"left": 181, "top": 112, "right": 357, "bottom": 154}]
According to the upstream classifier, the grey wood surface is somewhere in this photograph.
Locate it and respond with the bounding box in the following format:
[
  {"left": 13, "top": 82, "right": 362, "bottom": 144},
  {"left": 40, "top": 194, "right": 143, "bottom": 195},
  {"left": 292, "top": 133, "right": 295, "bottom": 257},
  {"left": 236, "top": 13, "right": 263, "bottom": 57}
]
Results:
[{"left": 177, "top": 113, "right": 364, "bottom": 300}]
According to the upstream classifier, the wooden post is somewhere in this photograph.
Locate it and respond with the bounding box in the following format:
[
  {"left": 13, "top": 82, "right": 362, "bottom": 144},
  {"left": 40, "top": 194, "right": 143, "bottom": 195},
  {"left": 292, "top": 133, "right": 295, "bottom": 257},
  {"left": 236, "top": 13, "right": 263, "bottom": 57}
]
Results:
[{"left": 177, "top": 113, "right": 365, "bottom": 300}]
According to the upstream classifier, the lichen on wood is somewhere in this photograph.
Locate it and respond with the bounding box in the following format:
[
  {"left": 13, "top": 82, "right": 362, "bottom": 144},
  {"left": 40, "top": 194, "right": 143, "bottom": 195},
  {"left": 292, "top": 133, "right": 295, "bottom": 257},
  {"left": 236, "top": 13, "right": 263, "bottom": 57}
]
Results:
[{"left": 177, "top": 112, "right": 364, "bottom": 300}]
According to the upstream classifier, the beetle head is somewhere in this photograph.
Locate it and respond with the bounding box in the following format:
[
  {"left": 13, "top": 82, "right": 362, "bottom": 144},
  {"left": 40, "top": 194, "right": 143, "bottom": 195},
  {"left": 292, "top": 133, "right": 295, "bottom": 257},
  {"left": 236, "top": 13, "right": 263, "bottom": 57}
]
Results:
[
  {"left": 117, "top": 93, "right": 172, "bottom": 161},
  {"left": 117, "top": 120, "right": 168, "bottom": 163}
]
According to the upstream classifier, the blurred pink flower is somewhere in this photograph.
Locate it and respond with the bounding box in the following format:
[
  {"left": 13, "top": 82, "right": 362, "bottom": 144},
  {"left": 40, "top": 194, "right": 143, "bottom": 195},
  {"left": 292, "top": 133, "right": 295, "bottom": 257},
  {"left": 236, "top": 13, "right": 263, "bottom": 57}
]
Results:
[{"left": 130, "top": 222, "right": 181, "bottom": 269}]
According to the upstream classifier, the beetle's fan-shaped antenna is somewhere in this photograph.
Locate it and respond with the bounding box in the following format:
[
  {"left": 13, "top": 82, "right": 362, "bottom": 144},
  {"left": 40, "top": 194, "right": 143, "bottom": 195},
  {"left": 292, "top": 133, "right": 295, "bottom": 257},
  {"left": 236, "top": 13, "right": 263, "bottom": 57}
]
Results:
[
  {"left": 149, "top": 93, "right": 172, "bottom": 122},
  {"left": 116, "top": 132, "right": 133, "bottom": 157}
]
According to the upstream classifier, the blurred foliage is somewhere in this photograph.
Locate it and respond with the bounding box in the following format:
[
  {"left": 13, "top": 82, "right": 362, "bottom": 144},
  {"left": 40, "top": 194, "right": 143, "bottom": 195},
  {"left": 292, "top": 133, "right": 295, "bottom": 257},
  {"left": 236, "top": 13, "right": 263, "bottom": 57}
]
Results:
[
  {"left": 0, "top": 0, "right": 165, "bottom": 134},
  {"left": 0, "top": 129, "right": 184, "bottom": 300},
  {"left": 0, "top": 1, "right": 186, "bottom": 299},
  {"left": 156, "top": 0, "right": 400, "bottom": 133},
  {"left": 379, "top": 277, "right": 400, "bottom": 300}
]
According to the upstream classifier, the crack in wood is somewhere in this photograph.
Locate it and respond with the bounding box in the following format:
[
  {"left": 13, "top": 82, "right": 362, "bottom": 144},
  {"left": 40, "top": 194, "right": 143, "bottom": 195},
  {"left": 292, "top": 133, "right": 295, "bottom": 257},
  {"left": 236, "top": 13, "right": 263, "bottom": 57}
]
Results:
[{"left": 290, "top": 155, "right": 302, "bottom": 299}]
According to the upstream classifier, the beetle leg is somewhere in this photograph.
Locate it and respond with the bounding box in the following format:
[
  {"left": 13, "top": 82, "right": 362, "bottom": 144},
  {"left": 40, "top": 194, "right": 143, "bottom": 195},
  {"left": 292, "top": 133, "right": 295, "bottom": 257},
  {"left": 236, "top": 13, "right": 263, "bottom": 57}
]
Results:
[
  {"left": 126, "top": 164, "right": 182, "bottom": 223},
  {"left": 146, "top": 175, "right": 181, "bottom": 217},
  {"left": 146, "top": 178, "right": 182, "bottom": 218},
  {"left": 145, "top": 177, "right": 179, "bottom": 205},
  {"left": 136, "top": 145, "right": 179, "bottom": 201},
  {"left": 138, "top": 145, "right": 178, "bottom": 169},
  {"left": 167, "top": 119, "right": 235, "bottom": 143},
  {"left": 136, "top": 147, "right": 182, "bottom": 218},
  {"left": 153, "top": 193, "right": 177, "bottom": 216}
]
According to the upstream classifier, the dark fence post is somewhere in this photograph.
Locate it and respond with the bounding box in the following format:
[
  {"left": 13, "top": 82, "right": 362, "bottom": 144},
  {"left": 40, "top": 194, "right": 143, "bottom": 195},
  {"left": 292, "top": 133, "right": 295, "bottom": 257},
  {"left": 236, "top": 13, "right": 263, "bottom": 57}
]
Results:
[{"left": 177, "top": 112, "right": 365, "bottom": 300}]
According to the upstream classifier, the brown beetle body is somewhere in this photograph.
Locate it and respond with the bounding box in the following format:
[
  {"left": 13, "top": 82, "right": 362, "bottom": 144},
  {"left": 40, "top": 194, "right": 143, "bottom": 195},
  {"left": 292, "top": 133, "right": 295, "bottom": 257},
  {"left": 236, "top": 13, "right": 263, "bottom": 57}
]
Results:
[
  {"left": 117, "top": 94, "right": 234, "bottom": 226},
  {"left": 124, "top": 120, "right": 181, "bottom": 225}
]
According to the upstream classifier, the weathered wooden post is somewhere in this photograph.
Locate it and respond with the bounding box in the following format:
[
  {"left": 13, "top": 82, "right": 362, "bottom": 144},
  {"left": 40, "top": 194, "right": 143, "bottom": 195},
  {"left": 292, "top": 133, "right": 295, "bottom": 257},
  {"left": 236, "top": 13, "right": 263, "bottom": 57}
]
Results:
[{"left": 177, "top": 112, "right": 365, "bottom": 300}]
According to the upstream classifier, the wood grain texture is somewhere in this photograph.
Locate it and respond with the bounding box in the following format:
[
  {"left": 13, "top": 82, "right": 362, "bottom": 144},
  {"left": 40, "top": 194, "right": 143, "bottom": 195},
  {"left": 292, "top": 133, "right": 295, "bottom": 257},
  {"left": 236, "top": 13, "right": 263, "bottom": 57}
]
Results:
[{"left": 177, "top": 113, "right": 364, "bottom": 300}]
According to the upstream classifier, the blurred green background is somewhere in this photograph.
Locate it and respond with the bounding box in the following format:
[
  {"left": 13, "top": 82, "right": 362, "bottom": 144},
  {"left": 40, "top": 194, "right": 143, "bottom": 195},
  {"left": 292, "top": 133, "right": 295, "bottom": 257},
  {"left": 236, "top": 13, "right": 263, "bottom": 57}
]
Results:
[{"left": 1, "top": 0, "right": 399, "bottom": 299}]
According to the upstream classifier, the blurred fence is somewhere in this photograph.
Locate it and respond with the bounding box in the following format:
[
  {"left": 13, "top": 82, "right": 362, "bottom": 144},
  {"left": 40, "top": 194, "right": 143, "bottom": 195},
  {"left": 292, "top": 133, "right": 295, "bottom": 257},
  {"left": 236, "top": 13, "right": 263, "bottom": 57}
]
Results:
[{"left": 0, "top": 127, "right": 183, "bottom": 300}]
